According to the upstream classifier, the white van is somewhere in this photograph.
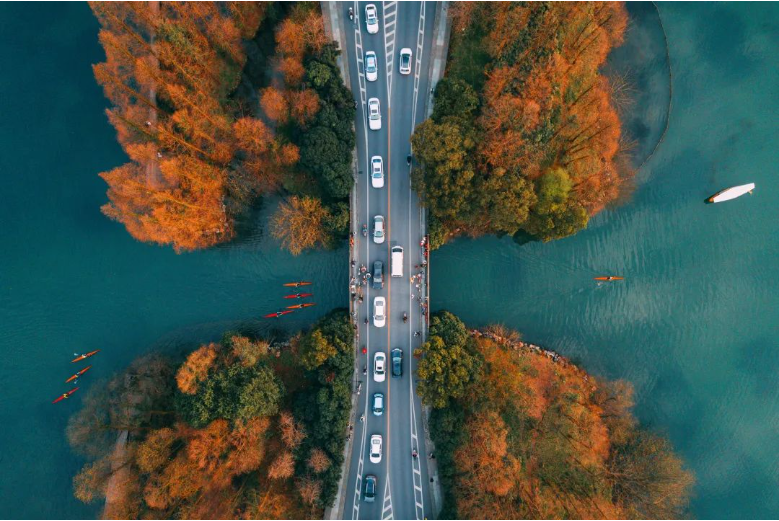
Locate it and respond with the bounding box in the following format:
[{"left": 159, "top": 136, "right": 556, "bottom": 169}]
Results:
[{"left": 391, "top": 246, "right": 403, "bottom": 278}]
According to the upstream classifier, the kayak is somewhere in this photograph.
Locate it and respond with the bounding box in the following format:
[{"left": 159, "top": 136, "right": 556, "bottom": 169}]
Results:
[
  {"left": 286, "top": 302, "right": 316, "bottom": 310},
  {"left": 52, "top": 387, "right": 79, "bottom": 404},
  {"left": 594, "top": 277, "right": 624, "bottom": 281},
  {"left": 283, "top": 281, "right": 313, "bottom": 287},
  {"left": 71, "top": 350, "right": 100, "bottom": 363},
  {"left": 264, "top": 310, "right": 295, "bottom": 318},
  {"left": 706, "top": 183, "right": 755, "bottom": 204},
  {"left": 65, "top": 365, "right": 92, "bottom": 383},
  {"left": 283, "top": 293, "right": 313, "bottom": 299}
]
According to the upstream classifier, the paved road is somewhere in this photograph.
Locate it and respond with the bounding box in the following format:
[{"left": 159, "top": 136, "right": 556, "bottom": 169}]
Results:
[{"left": 340, "top": 2, "right": 436, "bottom": 519}]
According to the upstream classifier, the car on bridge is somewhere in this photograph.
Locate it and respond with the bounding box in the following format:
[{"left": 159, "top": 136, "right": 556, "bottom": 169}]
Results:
[
  {"left": 364, "top": 474, "right": 377, "bottom": 502},
  {"left": 365, "top": 51, "right": 378, "bottom": 82},
  {"left": 370, "top": 434, "right": 383, "bottom": 464},
  {"left": 399, "top": 48, "right": 412, "bottom": 75},
  {"left": 391, "top": 348, "right": 403, "bottom": 378},
  {"left": 374, "top": 352, "right": 386, "bottom": 382},
  {"left": 372, "top": 392, "right": 384, "bottom": 416},
  {"left": 373, "top": 296, "right": 386, "bottom": 327},
  {"left": 365, "top": 4, "right": 379, "bottom": 34},
  {"left": 372, "top": 260, "right": 384, "bottom": 290},
  {"left": 368, "top": 97, "right": 381, "bottom": 130},
  {"left": 373, "top": 215, "right": 385, "bottom": 244},
  {"left": 371, "top": 155, "right": 384, "bottom": 188}
]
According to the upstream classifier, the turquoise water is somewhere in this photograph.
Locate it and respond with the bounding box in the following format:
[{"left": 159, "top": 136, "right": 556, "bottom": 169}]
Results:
[
  {"left": 433, "top": 3, "right": 779, "bottom": 519},
  {"left": 0, "top": 2, "right": 777, "bottom": 519},
  {"left": 0, "top": 4, "right": 346, "bottom": 518}
]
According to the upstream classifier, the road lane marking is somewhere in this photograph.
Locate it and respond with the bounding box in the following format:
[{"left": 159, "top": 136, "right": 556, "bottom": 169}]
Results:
[
  {"left": 382, "top": 475, "right": 394, "bottom": 519},
  {"left": 382, "top": 1, "right": 397, "bottom": 102}
]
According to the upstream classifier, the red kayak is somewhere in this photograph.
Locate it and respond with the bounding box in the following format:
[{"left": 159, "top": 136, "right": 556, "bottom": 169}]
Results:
[
  {"left": 71, "top": 350, "right": 100, "bottom": 363},
  {"left": 65, "top": 365, "right": 92, "bottom": 384},
  {"left": 594, "top": 276, "right": 624, "bottom": 282},
  {"left": 284, "top": 293, "right": 313, "bottom": 299},
  {"left": 283, "top": 281, "right": 313, "bottom": 287},
  {"left": 264, "top": 310, "right": 295, "bottom": 318},
  {"left": 286, "top": 302, "right": 316, "bottom": 310},
  {"left": 53, "top": 387, "right": 79, "bottom": 404}
]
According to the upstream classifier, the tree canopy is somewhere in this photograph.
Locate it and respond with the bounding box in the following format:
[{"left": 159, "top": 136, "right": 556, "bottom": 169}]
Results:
[
  {"left": 421, "top": 313, "right": 695, "bottom": 519},
  {"left": 69, "top": 310, "right": 355, "bottom": 519},
  {"left": 412, "top": 2, "right": 633, "bottom": 248}
]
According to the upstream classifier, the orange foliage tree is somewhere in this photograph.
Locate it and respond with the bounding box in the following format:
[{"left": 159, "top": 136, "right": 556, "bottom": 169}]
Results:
[
  {"left": 424, "top": 313, "right": 694, "bottom": 519},
  {"left": 91, "top": 2, "right": 294, "bottom": 252},
  {"left": 415, "top": 2, "right": 633, "bottom": 246}
]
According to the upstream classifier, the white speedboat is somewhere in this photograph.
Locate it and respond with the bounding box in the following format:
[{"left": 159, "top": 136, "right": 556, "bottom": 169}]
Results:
[{"left": 706, "top": 183, "right": 755, "bottom": 203}]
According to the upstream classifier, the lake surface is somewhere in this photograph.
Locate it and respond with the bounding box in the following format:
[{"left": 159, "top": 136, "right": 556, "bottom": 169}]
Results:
[{"left": 0, "top": 2, "right": 776, "bottom": 519}]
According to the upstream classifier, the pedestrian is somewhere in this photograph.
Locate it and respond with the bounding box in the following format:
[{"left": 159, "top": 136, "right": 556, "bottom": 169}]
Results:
[{"left": 411, "top": 294, "right": 415, "bottom": 300}]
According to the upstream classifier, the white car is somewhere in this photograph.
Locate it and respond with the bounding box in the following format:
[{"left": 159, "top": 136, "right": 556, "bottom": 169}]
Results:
[
  {"left": 373, "top": 296, "right": 386, "bottom": 328},
  {"left": 365, "top": 51, "right": 378, "bottom": 82},
  {"left": 365, "top": 4, "right": 379, "bottom": 34},
  {"left": 371, "top": 156, "right": 384, "bottom": 188},
  {"left": 368, "top": 97, "right": 381, "bottom": 130},
  {"left": 370, "top": 434, "right": 383, "bottom": 463},
  {"left": 399, "top": 48, "right": 412, "bottom": 75},
  {"left": 374, "top": 352, "right": 386, "bottom": 382},
  {"left": 373, "top": 215, "right": 385, "bottom": 244}
]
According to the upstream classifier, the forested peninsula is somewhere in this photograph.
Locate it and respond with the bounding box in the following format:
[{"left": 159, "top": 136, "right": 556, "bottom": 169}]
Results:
[
  {"left": 416, "top": 312, "right": 694, "bottom": 519},
  {"left": 68, "top": 311, "right": 353, "bottom": 519},
  {"left": 412, "top": 3, "right": 634, "bottom": 248},
  {"left": 93, "top": 2, "right": 354, "bottom": 253}
]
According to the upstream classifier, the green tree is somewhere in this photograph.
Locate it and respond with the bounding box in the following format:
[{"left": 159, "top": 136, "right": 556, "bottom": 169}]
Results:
[
  {"left": 523, "top": 168, "right": 588, "bottom": 241},
  {"left": 237, "top": 366, "right": 284, "bottom": 419},
  {"left": 411, "top": 118, "right": 477, "bottom": 222},
  {"left": 300, "top": 329, "right": 338, "bottom": 370},
  {"left": 429, "top": 311, "right": 469, "bottom": 348},
  {"left": 415, "top": 335, "right": 479, "bottom": 409},
  {"left": 432, "top": 77, "right": 479, "bottom": 122}
]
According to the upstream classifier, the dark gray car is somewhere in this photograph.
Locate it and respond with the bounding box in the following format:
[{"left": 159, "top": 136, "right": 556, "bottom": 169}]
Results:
[
  {"left": 372, "top": 260, "right": 384, "bottom": 290},
  {"left": 391, "top": 348, "right": 402, "bottom": 378},
  {"left": 364, "top": 474, "right": 377, "bottom": 502}
]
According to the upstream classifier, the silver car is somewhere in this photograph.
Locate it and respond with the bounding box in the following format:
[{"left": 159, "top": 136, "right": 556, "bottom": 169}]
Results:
[
  {"left": 371, "top": 156, "right": 384, "bottom": 188},
  {"left": 368, "top": 97, "right": 381, "bottom": 130},
  {"left": 372, "top": 392, "right": 384, "bottom": 416},
  {"left": 399, "top": 48, "right": 412, "bottom": 75},
  {"left": 365, "top": 4, "right": 379, "bottom": 34},
  {"left": 365, "top": 51, "right": 378, "bottom": 82},
  {"left": 373, "top": 215, "right": 385, "bottom": 244}
]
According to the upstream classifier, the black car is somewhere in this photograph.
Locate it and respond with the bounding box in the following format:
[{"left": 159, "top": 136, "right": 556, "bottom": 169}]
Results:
[
  {"left": 391, "top": 348, "right": 402, "bottom": 378},
  {"left": 364, "top": 474, "right": 377, "bottom": 502},
  {"left": 372, "top": 260, "right": 384, "bottom": 290}
]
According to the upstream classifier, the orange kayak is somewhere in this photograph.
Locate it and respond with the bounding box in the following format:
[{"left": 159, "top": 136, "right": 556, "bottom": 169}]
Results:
[
  {"left": 286, "top": 302, "right": 316, "bottom": 310},
  {"left": 594, "top": 276, "right": 624, "bottom": 281},
  {"left": 65, "top": 365, "right": 92, "bottom": 384},
  {"left": 283, "top": 293, "right": 313, "bottom": 299},
  {"left": 283, "top": 281, "right": 313, "bottom": 287},
  {"left": 71, "top": 350, "right": 100, "bottom": 363},
  {"left": 264, "top": 310, "right": 295, "bottom": 318},
  {"left": 53, "top": 387, "right": 79, "bottom": 404}
]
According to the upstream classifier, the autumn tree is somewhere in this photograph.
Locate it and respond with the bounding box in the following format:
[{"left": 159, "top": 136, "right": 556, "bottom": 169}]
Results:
[
  {"left": 271, "top": 196, "right": 330, "bottom": 255},
  {"left": 424, "top": 314, "right": 694, "bottom": 520},
  {"left": 91, "top": 2, "right": 286, "bottom": 252},
  {"left": 412, "top": 2, "right": 633, "bottom": 248}
]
